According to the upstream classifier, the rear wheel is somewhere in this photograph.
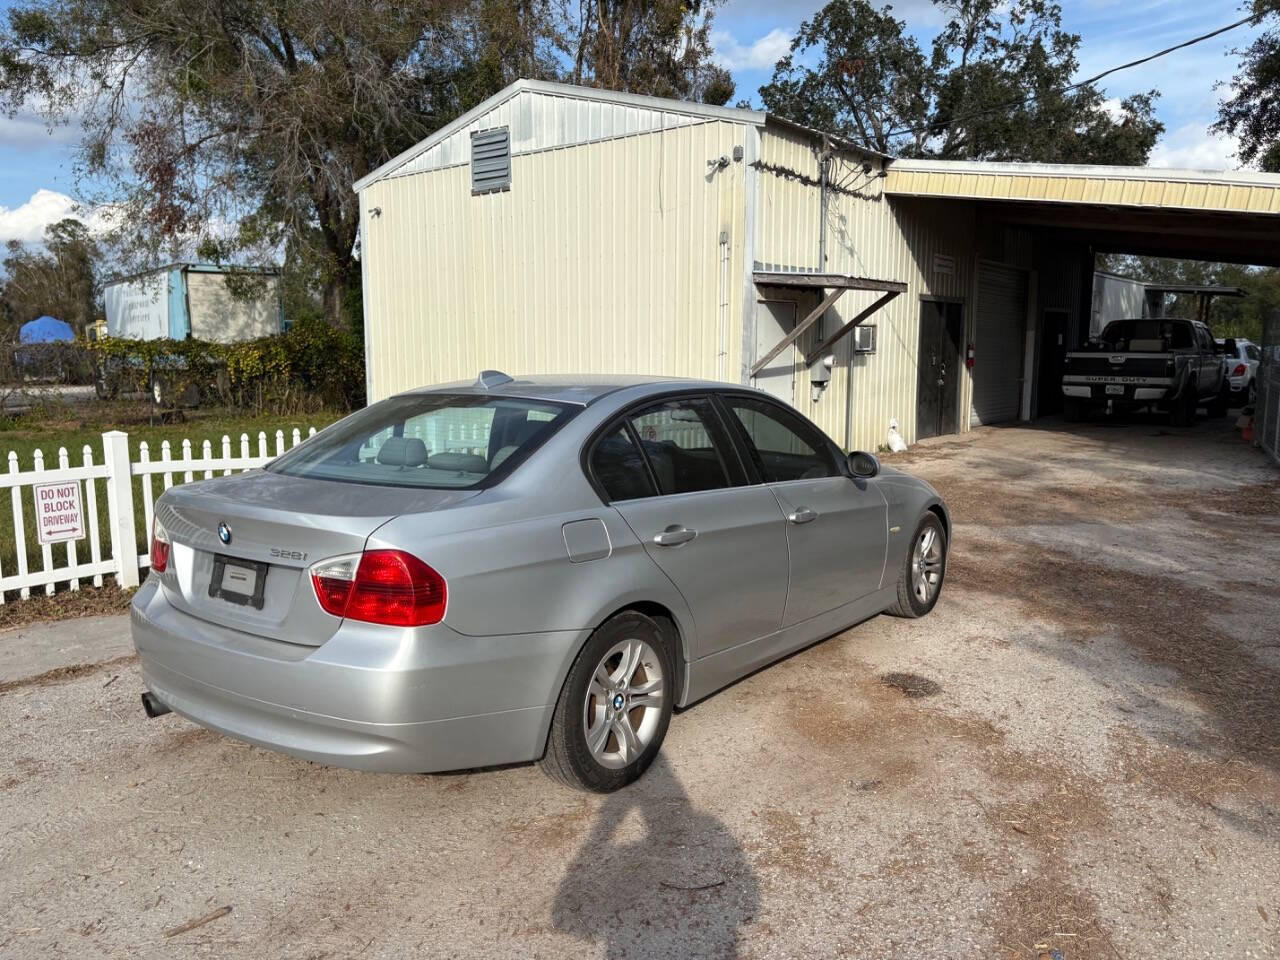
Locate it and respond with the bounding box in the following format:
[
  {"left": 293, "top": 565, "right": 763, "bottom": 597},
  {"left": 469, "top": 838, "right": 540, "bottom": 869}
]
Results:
[
  {"left": 886, "top": 513, "right": 947, "bottom": 618},
  {"left": 1169, "top": 387, "right": 1196, "bottom": 427},
  {"left": 1206, "top": 384, "right": 1229, "bottom": 418},
  {"left": 540, "top": 611, "right": 674, "bottom": 792}
]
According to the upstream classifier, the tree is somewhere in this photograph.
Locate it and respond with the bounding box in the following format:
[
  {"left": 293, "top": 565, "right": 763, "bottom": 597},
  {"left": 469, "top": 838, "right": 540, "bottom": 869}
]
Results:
[
  {"left": 0, "top": 1, "right": 732, "bottom": 330},
  {"left": 568, "top": 0, "right": 734, "bottom": 105},
  {"left": 1214, "top": 1, "right": 1280, "bottom": 171},
  {"left": 2, "top": 218, "right": 100, "bottom": 335},
  {"left": 760, "top": 0, "right": 1163, "bottom": 164}
]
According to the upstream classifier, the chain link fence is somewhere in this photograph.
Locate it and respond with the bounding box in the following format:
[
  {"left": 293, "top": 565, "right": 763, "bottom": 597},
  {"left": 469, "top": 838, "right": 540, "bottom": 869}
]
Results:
[{"left": 1258, "top": 310, "right": 1280, "bottom": 466}]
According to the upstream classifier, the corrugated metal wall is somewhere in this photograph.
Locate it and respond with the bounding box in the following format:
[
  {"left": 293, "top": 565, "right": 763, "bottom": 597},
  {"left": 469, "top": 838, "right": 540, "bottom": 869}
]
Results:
[
  {"left": 361, "top": 119, "right": 749, "bottom": 401},
  {"left": 386, "top": 87, "right": 708, "bottom": 181},
  {"left": 755, "top": 126, "right": 978, "bottom": 451}
]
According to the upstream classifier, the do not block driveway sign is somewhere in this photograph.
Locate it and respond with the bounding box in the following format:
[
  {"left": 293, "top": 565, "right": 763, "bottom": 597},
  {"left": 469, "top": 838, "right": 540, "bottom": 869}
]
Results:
[{"left": 34, "top": 480, "right": 86, "bottom": 545}]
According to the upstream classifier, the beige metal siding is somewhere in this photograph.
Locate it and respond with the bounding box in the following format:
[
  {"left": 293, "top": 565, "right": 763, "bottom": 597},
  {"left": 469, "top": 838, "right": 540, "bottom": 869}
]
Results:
[
  {"left": 886, "top": 161, "right": 1280, "bottom": 215},
  {"left": 755, "top": 127, "right": 978, "bottom": 451},
  {"left": 186, "top": 272, "right": 281, "bottom": 342},
  {"left": 361, "top": 120, "right": 749, "bottom": 402}
]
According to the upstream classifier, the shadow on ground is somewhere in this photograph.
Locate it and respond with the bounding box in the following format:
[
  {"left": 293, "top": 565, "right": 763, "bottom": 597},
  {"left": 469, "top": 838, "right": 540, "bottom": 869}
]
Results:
[{"left": 552, "top": 756, "right": 759, "bottom": 959}]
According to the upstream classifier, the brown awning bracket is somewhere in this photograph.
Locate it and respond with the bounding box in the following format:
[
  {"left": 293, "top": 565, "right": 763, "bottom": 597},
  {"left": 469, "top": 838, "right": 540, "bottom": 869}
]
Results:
[
  {"left": 804, "top": 290, "right": 901, "bottom": 366},
  {"left": 751, "top": 272, "right": 907, "bottom": 376}
]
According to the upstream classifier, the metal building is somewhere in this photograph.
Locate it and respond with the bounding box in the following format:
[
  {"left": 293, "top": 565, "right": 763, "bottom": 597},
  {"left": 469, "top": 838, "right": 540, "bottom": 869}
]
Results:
[{"left": 356, "top": 80, "right": 1280, "bottom": 450}]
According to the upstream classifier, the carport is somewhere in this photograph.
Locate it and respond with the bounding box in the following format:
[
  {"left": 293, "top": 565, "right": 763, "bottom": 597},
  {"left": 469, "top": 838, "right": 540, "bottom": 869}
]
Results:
[{"left": 884, "top": 160, "right": 1280, "bottom": 420}]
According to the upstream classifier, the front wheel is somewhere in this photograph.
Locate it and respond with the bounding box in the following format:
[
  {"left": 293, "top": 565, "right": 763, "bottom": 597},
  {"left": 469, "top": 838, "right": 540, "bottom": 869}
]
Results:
[
  {"left": 540, "top": 612, "right": 675, "bottom": 792},
  {"left": 886, "top": 513, "right": 948, "bottom": 618}
]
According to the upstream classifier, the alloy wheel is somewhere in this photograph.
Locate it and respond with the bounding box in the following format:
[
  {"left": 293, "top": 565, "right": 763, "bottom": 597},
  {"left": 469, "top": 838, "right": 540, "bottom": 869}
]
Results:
[
  {"left": 582, "top": 637, "right": 665, "bottom": 769},
  {"left": 911, "top": 526, "right": 944, "bottom": 604}
]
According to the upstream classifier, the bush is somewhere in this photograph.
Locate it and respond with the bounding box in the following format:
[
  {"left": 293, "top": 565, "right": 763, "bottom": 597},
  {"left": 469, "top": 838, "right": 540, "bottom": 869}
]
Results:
[{"left": 88, "top": 320, "right": 365, "bottom": 414}]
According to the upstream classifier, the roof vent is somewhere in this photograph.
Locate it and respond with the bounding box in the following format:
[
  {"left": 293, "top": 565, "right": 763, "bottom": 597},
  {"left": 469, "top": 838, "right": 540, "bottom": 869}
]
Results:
[{"left": 475, "top": 370, "right": 514, "bottom": 389}]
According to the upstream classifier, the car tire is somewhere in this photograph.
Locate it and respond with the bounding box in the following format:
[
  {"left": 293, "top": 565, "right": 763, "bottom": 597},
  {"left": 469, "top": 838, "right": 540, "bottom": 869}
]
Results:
[
  {"left": 1169, "top": 388, "right": 1196, "bottom": 427},
  {"left": 1206, "top": 384, "right": 1229, "bottom": 418},
  {"left": 1063, "top": 398, "right": 1085, "bottom": 423},
  {"left": 885, "top": 513, "right": 947, "bottom": 619},
  {"left": 1247, "top": 381, "right": 1257, "bottom": 408},
  {"left": 540, "top": 611, "right": 675, "bottom": 792}
]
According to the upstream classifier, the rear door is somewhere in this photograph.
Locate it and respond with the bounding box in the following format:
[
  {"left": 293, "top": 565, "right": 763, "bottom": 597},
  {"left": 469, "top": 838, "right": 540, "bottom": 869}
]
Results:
[
  {"left": 595, "top": 395, "right": 789, "bottom": 658},
  {"left": 718, "top": 393, "right": 888, "bottom": 627}
]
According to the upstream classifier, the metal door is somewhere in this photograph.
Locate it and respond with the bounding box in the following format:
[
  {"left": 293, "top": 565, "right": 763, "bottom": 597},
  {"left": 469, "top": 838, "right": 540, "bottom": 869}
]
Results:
[
  {"left": 753, "top": 300, "right": 798, "bottom": 405},
  {"left": 971, "top": 263, "right": 1028, "bottom": 426},
  {"left": 917, "top": 301, "right": 963, "bottom": 439}
]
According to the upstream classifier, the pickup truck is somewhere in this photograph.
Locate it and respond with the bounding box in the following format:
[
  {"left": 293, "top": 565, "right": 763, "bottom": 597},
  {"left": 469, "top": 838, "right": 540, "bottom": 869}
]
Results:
[{"left": 1061, "top": 317, "right": 1229, "bottom": 426}]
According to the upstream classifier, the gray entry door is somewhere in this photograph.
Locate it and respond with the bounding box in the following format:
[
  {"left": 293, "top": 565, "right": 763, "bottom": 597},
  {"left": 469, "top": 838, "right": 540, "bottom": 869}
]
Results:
[
  {"left": 753, "top": 299, "right": 798, "bottom": 405},
  {"left": 970, "top": 263, "right": 1028, "bottom": 426},
  {"left": 917, "top": 300, "right": 963, "bottom": 440}
]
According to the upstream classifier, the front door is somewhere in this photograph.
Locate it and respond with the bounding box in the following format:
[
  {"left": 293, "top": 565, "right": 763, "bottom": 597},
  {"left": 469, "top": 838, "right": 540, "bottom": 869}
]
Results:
[
  {"left": 605, "top": 396, "right": 789, "bottom": 658},
  {"left": 753, "top": 299, "right": 799, "bottom": 405},
  {"left": 719, "top": 394, "right": 888, "bottom": 627},
  {"left": 917, "top": 301, "right": 963, "bottom": 440}
]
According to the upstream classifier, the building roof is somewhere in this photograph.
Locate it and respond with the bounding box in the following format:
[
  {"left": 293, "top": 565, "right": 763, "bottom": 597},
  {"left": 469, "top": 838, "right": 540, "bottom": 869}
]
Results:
[
  {"left": 103, "top": 261, "right": 280, "bottom": 288},
  {"left": 354, "top": 79, "right": 889, "bottom": 192},
  {"left": 885, "top": 158, "right": 1280, "bottom": 216}
]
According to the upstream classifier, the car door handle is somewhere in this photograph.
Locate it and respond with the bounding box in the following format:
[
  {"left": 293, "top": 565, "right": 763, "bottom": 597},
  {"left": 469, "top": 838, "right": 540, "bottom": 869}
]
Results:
[
  {"left": 787, "top": 507, "right": 819, "bottom": 524},
  {"left": 653, "top": 526, "right": 697, "bottom": 546}
]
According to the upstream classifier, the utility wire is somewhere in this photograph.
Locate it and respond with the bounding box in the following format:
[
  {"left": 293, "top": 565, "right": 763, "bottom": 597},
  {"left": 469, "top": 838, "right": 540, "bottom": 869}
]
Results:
[{"left": 883, "top": 11, "right": 1264, "bottom": 141}]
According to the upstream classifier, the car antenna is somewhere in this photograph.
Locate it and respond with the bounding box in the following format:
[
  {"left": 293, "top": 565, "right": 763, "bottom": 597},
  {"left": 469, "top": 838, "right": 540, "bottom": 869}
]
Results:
[{"left": 475, "top": 370, "right": 514, "bottom": 390}]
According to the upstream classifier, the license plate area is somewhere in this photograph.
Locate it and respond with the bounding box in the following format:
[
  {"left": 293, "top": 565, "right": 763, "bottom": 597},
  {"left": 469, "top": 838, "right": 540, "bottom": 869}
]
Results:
[
  {"left": 1105, "top": 384, "right": 1125, "bottom": 395},
  {"left": 208, "top": 555, "right": 269, "bottom": 610}
]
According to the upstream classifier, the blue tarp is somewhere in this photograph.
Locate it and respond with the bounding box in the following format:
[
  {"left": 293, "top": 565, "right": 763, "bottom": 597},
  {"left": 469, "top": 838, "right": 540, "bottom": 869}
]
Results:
[{"left": 19, "top": 315, "right": 75, "bottom": 344}]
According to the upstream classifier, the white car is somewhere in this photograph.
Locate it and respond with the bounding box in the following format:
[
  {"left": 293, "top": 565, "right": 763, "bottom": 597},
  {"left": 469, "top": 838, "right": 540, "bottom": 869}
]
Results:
[{"left": 1217, "top": 338, "right": 1261, "bottom": 406}]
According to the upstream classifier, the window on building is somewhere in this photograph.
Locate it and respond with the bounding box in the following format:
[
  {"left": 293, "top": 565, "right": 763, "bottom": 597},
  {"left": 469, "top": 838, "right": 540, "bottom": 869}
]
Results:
[{"left": 471, "top": 127, "right": 511, "bottom": 194}]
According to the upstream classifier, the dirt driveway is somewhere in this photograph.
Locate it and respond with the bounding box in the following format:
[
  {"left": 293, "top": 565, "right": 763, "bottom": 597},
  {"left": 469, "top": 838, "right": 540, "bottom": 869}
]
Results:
[{"left": 2, "top": 416, "right": 1277, "bottom": 959}]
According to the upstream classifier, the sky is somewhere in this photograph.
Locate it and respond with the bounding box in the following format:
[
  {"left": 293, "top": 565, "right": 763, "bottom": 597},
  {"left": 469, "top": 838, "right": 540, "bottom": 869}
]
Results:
[{"left": 0, "top": 0, "right": 1268, "bottom": 247}]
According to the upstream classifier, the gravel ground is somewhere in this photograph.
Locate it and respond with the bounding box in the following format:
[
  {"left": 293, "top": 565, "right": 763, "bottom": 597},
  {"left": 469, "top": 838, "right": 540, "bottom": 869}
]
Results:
[{"left": 1, "top": 414, "right": 1277, "bottom": 959}]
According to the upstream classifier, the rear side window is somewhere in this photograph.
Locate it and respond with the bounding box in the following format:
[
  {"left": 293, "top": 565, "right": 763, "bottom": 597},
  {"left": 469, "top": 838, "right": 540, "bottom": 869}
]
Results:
[
  {"left": 1246, "top": 344, "right": 1261, "bottom": 361},
  {"left": 268, "top": 394, "right": 575, "bottom": 489},
  {"left": 627, "top": 398, "right": 733, "bottom": 495},
  {"left": 724, "top": 396, "right": 839, "bottom": 482},
  {"left": 590, "top": 428, "right": 656, "bottom": 501}
]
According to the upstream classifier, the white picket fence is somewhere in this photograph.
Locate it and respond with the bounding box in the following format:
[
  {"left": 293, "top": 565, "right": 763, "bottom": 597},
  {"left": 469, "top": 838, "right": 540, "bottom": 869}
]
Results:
[{"left": 1, "top": 426, "right": 316, "bottom": 602}]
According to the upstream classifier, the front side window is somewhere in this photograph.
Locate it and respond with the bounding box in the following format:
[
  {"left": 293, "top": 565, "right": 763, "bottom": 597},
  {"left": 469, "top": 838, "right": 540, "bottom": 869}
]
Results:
[
  {"left": 626, "top": 398, "right": 733, "bottom": 496},
  {"left": 724, "top": 396, "right": 839, "bottom": 482},
  {"left": 269, "top": 394, "right": 575, "bottom": 488}
]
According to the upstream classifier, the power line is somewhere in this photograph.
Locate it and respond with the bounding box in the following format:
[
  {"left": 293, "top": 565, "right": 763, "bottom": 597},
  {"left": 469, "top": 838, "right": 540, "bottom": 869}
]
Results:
[{"left": 883, "top": 11, "right": 1264, "bottom": 141}]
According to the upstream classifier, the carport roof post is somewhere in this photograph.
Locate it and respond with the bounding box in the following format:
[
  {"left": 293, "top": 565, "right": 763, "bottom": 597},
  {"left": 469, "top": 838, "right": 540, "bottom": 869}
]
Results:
[{"left": 750, "top": 273, "right": 907, "bottom": 376}]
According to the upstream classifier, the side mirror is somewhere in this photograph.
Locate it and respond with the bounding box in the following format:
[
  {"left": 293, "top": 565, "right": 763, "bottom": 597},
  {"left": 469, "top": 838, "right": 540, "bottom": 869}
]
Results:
[{"left": 848, "top": 450, "right": 880, "bottom": 479}]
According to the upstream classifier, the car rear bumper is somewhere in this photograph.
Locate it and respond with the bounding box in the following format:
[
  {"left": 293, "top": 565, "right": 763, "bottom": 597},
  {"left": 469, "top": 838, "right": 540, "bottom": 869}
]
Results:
[
  {"left": 1062, "top": 383, "right": 1169, "bottom": 402},
  {"left": 131, "top": 578, "right": 587, "bottom": 773}
]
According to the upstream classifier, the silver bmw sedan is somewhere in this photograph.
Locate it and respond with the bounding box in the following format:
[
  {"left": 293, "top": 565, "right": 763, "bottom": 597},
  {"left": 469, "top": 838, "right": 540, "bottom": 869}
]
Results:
[{"left": 132, "top": 373, "right": 950, "bottom": 791}]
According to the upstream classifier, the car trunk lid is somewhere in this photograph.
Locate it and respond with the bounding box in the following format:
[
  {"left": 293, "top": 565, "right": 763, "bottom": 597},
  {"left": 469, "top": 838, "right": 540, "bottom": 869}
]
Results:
[{"left": 155, "top": 470, "right": 478, "bottom": 645}]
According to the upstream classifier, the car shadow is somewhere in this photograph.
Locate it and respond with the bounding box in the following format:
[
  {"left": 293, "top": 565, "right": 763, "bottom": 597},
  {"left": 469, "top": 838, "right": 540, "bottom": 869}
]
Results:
[{"left": 551, "top": 755, "right": 759, "bottom": 959}]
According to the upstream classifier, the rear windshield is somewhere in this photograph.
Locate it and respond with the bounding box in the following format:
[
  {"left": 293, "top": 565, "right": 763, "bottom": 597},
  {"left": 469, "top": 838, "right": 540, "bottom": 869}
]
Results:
[
  {"left": 267, "top": 393, "right": 577, "bottom": 488},
  {"left": 1098, "top": 319, "right": 1192, "bottom": 351}
]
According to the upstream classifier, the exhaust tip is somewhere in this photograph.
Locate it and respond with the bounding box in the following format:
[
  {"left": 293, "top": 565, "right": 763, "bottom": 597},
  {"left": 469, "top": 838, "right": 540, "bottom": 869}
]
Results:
[{"left": 141, "top": 691, "right": 172, "bottom": 719}]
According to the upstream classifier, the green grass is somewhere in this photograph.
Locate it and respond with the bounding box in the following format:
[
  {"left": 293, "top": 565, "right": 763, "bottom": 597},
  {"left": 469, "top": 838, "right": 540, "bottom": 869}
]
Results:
[{"left": 0, "top": 401, "right": 346, "bottom": 599}]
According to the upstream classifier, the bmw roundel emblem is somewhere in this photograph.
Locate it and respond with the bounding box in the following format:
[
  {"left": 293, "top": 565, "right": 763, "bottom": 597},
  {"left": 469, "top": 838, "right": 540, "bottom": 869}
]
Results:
[{"left": 217, "top": 521, "right": 232, "bottom": 545}]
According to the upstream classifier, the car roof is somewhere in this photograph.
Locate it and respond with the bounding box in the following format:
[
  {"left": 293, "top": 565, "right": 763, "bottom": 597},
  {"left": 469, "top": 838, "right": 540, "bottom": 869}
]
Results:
[{"left": 401, "top": 373, "right": 729, "bottom": 406}]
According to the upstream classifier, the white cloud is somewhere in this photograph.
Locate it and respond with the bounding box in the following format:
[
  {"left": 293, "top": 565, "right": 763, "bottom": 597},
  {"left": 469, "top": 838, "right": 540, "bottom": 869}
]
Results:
[
  {"left": 711, "top": 27, "right": 794, "bottom": 71},
  {"left": 0, "top": 111, "right": 81, "bottom": 151},
  {"left": 0, "top": 189, "right": 110, "bottom": 246},
  {"left": 1149, "top": 123, "right": 1240, "bottom": 171}
]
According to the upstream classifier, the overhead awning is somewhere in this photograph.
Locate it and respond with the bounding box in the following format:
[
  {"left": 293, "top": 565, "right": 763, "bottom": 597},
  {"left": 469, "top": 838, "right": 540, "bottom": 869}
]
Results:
[{"left": 751, "top": 272, "right": 907, "bottom": 373}]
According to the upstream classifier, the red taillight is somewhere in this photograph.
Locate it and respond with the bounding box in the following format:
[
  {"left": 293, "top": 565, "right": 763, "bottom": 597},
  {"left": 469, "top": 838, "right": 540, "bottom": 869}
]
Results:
[
  {"left": 310, "top": 550, "right": 446, "bottom": 627},
  {"left": 1232, "top": 364, "right": 1247, "bottom": 377},
  {"left": 150, "top": 517, "right": 170, "bottom": 574}
]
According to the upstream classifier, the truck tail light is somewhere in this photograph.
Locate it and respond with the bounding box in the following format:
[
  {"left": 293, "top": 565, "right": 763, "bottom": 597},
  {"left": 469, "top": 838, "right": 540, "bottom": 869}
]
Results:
[
  {"left": 1232, "top": 363, "right": 1247, "bottom": 377},
  {"left": 150, "top": 517, "right": 170, "bottom": 574},
  {"left": 310, "top": 550, "right": 446, "bottom": 627}
]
